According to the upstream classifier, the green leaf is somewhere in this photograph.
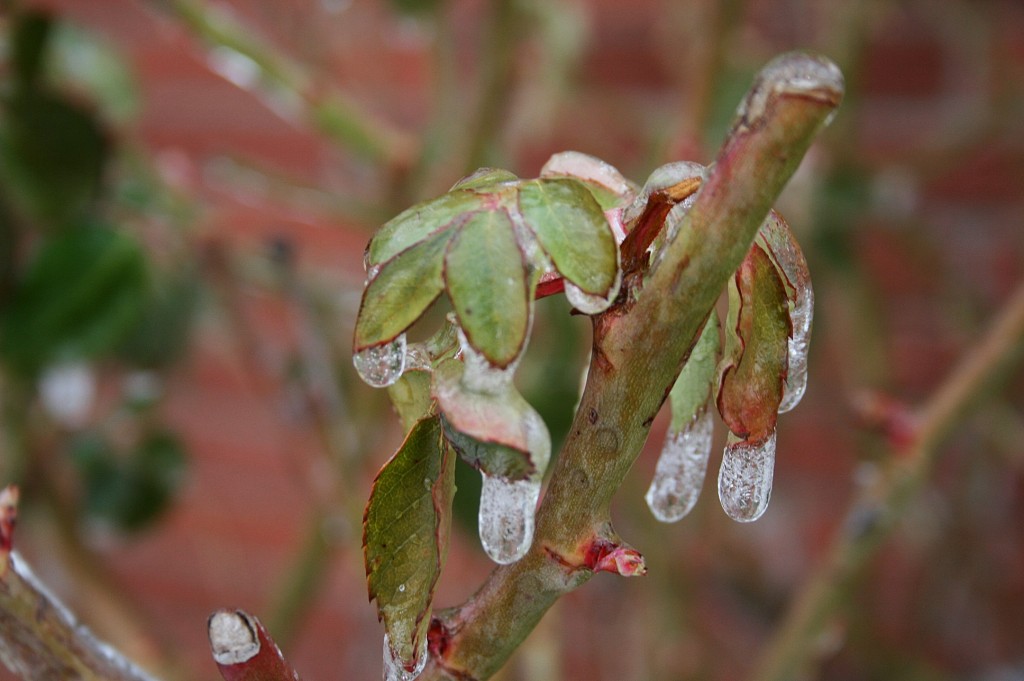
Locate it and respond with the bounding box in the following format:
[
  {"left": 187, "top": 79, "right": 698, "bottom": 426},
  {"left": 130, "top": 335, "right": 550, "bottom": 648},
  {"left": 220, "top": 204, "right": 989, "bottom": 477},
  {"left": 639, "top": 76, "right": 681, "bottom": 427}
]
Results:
[
  {"left": 517, "top": 178, "right": 617, "bottom": 295},
  {"left": 387, "top": 369, "right": 434, "bottom": 434},
  {"left": 444, "top": 208, "right": 529, "bottom": 367},
  {"left": 432, "top": 359, "right": 535, "bottom": 480},
  {"left": 68, "top": 429, "right": 186, "bottom": 533},
  {"left": 1, "top": 224, "right": 148, "bottom": 375},
  {"left": 0, "top": 92, "right": 109, "bottom": 229},
  {"left": 354, "top": 230, "right": 452, "bottom": 350},
  {"left": 117, "top": 272, "right": 200, "bottom": 368},
  {"left": 364, "top": 415, "right": 456, "bottom": 671},
  {"left": 668, "top": 309, "right": 721, "bottom": 431},
  {"left": 716, "top": 244, "right": 790, "bottom": 441},
  {"left": 367, "top": 190, "right": 485, "bottom": 267},
  {"left": 451, "top": 168, "right": 518, "bottom": 192}
]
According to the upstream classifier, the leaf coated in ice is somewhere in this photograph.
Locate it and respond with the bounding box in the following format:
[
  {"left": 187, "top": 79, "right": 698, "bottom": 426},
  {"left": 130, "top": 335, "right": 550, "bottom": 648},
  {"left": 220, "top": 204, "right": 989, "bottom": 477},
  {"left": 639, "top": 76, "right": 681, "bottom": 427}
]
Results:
[
  {"left": 716, "top": 243, "right": 790, "bottom": 442},
  {"left": 366, "top": 189, "right": 485, "bottom": 267},
  {"left": 444, "top": 208, "right": 529, "bottom": 368},
  {"left": 364, "top": 415, "right": 455, "bottom": 675},
  {"left": 517, "top": 178, "right": 618, "bottom": 297},
  {"left": 539, "top": 151, "right": 636, "bottom": 210},
  {"left": 354, "top": 231, "right": 452, "bottom": 351},
  {"left": 432, "top": 359, "right": 538, "bottom": 480},
  {"left": 668, "top": 310, "right": 721, "bottom": 432}
]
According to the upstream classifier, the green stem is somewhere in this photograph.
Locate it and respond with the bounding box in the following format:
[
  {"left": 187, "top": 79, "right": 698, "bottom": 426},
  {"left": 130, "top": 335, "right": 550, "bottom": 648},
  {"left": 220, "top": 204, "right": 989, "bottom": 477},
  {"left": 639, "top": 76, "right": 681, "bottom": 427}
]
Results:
[
  {"left": 463, "top": 0, "right": 523, "bottom": 173},
  {"left": 157, "top": 0, "right": 414, "bottom": 167},
  {"left": 422, "top": 53, "right": 843, "bottom": 681},
  {"left": 749, "top": 279, "right": 1024, "bottom": 681}
]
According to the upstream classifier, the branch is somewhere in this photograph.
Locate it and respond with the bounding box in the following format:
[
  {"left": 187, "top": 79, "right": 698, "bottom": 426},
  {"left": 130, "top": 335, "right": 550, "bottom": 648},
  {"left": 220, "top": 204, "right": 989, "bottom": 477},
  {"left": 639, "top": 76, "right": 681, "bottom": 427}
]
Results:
[
  {"left": 0, "top": 485, "right": 158, "bottom": 681},
  {"left": 420, "top": 52, "right": 843, "bottom": 681},
  {"left": 749, "top": 279, "right": 1024, "bottom": 681},
  {"left": 154, "top": 0, "right": 415, "bottom": 167},
  {"left": 208, "top": 610, "right": 302, "bottom": 681}
]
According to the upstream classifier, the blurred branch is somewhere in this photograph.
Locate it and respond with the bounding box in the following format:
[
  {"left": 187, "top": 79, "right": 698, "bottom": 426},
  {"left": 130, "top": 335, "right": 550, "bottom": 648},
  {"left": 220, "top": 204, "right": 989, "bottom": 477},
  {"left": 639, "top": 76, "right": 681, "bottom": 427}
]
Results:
[
  {"left": 153, "top": 0, "right": 416, "bottom": 168},
  {"left": 463, "top": 0, "right": 525, "bottom": 172},
  {"left": 750, "top": 279, "right": 1024, "bottom": 681},
  {"left": 0, "top": 486, "right": 158, "bottom": 681}
]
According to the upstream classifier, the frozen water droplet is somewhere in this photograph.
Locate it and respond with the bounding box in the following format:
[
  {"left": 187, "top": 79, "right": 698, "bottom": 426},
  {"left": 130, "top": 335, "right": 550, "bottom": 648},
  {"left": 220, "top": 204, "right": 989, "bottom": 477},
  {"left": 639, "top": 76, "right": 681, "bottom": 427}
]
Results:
[
  {"left": 382, "top": 632, "right": 427, "bottom": 681},
  {"left": 404, "top": 343, "right": 432, "bottom": 372},
  {"left": 718, "top": 431, "right": 776, "bottom": 522},
  {"left": 645, "top": 408, "right": 714, "bottom": 523},
  {"left": 398, "top": 584, "right": 406, "bottom": 593},
  {"left": 478, "top": 473, "right": 540, "bottom": 564},
  {"left": 565, "top": 268, "right": 621, "bottom": 315},
  {"left": 779, "top": 284, "right": 813, "bottom": 413},
  {"left": 354, "top": 335, "right": 407, "bottom": 388}
]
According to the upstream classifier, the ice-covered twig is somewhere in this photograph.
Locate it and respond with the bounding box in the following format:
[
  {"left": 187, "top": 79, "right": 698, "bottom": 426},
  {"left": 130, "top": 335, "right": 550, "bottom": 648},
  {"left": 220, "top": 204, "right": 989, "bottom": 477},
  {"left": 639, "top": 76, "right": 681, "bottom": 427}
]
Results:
[
  {"left": 0, "top": 485, "right": 158, "bottom": 681},
  {"left": 750, "top": 279, "right": 1024, "bottom": 681},
  {"left": 209, "top": 609, "right": 302, "bottom": 681},
  {"left": 418, "top": 52, "right": 843, "bottom": 681}
]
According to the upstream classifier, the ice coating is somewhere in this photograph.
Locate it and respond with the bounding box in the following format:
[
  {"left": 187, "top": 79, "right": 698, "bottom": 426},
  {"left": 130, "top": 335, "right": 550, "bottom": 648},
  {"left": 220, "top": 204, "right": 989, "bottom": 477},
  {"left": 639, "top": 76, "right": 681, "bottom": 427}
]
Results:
[
  {"left": 758, "top": 212, "right": 813, "bottom": 413},
  {"left": 540, "top": 150, "right": 635, "bottom": 199},
  {"left": 739, "top": 53, "right": 844, "bottom": 129},
  {"left": 565, "top": 268, "right": 622, "bottom": 315},
  {"left": 458, "top": 328, "right": 518, "bottom": 394},
  {"left": 353, "top": 334, "right": 407, "bottom": 388},
  {"left": 478, "top": 474, "right": 542, "bottom": 564},
  {"left": 622, "top": 161, "right": 706, "bottom": 227},
  {"left": 509, "top": 210, "right": 554, "bottom": 278},
  {"left": 780, "top": 284, "right": 813, "bottom": 413},
  {"left": 645, "top": 408, "right": 714, "bottom": 523},
  {"left": 718, "top": 431, "right": 776, "bottom": 522},
  {"left": 383, "top": 632, "right": 427, "bottom": 681}
]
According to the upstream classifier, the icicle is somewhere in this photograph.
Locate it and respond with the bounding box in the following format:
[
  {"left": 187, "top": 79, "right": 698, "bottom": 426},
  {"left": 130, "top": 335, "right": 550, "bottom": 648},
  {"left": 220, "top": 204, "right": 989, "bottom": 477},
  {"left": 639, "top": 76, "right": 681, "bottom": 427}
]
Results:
[
  {"left": 353, "top": 334, "right": 407, "bottom": 388},
  {"left": 564, "top": 268, "right": 621, "bottom": 315},
  {"left": 718, "top": 431, "right": 776, "bottom": 522},
  {"left": 477, "top": 407, "right": 549, "bottom": 564},
  {"left": 382, "top": 632, "right": 427, "bottom": 681},
  {"left": 645, "top": 408, "right": 714, "bottom": 523},
  {"left": 478, "top": 473, "right": 541, "bottom": 565}
]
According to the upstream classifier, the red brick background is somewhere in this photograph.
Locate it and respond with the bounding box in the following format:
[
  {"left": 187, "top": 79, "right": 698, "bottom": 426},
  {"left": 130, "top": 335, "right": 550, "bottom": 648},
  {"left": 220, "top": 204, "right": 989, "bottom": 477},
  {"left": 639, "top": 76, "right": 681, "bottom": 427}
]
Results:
[{"left": 4, "top": 1, "right": 1024, "bottom": 680}]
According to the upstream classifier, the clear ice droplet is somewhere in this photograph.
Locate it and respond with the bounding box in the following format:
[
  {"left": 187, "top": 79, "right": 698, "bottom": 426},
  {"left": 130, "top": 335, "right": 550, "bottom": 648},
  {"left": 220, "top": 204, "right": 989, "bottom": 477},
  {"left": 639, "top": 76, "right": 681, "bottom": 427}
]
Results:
[
  {"left": 565, "top": 268, "right": 621, "bottom": 315},
  {"left": 717, "top": 430, "right": 776, "bottom": 522},
  {"left": 353, "top": 334, "right": 407, "bottom": 388},
  {"left": 382, "top": 632, "right": 427, "bottom": 681},
  {"left": 645, "top": 408, "right": 714, "bottom": 523},
  {"left": 478, "top": 473, "right": 541, "bottom": 564}
]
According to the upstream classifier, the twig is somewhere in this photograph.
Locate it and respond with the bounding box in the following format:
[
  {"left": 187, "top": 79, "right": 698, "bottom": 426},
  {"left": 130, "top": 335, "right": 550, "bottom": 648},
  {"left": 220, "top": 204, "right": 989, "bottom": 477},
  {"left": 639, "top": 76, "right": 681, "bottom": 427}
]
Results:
[
  {"left": 420, "top": 53, "right": 843, "bottom": 681},
  {"left": 749, "top": 279, "right": 1024, "bottom": 681},
  {"left": 209, "top": 609, "right": 301, "bottom": 681},
  {"left": 154, "top": 0, "right": 415, "bottom": 167},
  {"left": 0, "top": 485, "right": 158, "bottom": 681}
]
